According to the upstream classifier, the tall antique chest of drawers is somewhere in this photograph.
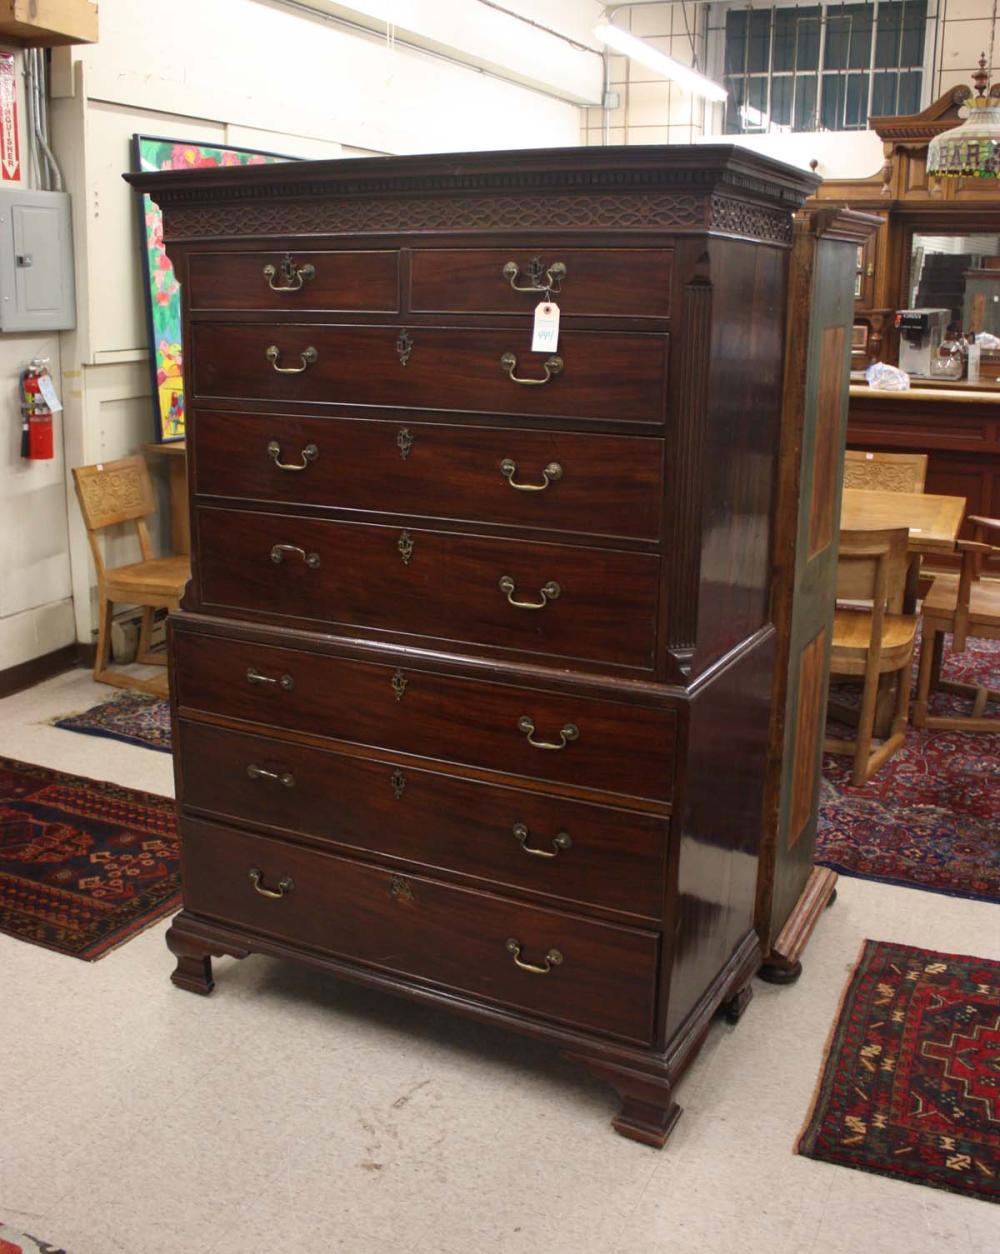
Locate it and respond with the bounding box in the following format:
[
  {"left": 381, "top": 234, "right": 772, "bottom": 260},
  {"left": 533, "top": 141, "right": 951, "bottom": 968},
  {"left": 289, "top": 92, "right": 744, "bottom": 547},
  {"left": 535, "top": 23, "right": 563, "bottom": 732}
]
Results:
[{"left": 127, "top": 146, "right": 817, "bottom": 1146}]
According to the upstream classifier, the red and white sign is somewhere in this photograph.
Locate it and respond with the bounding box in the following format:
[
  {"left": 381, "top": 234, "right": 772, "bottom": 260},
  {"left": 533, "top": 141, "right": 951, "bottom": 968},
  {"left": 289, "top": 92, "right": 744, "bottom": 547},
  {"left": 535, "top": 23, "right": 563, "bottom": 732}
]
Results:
[{"left": 0, "top": 52, "right": 20, "bottom": 182}]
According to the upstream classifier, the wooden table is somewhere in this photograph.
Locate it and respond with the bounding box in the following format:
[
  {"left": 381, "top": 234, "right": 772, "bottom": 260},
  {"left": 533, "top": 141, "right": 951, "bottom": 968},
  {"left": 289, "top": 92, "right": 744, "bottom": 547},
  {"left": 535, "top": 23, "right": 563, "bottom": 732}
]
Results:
[{"left": 142, "top": 440, "right": 189, "bottom": 556}]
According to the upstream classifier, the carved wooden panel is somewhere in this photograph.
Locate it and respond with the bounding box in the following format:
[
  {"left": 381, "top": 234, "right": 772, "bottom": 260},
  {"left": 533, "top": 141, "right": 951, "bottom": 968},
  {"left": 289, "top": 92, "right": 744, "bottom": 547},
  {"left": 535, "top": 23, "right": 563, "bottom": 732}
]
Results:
[
  {"left": 788, "top": 626, "right": 827, "bottom": 849},
  {"left": 808, "top": 325, "right": 846, "bottom": 559},
  {"left": 74, "top": 459, "right": 154, "bottom": 529}
]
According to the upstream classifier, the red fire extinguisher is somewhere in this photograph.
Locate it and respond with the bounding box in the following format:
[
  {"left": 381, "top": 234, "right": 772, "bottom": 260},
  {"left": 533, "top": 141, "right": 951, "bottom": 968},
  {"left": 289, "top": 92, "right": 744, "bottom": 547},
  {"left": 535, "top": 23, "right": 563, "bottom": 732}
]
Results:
[{"left": 20, "top": 358, "right": 55, "bottom": 460}]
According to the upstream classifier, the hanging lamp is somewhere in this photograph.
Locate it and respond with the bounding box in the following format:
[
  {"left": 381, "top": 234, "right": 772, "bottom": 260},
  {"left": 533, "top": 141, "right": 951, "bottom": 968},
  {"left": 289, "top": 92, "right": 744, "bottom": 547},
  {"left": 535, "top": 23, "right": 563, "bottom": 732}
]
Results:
[{"left": 927, "top": 52, "right": 1000, "bottom": 178}]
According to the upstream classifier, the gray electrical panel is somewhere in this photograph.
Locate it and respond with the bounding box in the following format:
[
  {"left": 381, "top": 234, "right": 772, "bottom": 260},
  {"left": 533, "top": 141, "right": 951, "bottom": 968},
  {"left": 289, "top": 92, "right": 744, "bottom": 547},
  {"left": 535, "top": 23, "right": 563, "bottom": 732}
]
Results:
[{"left": 0, "top": 188, "right": 76, "bottom": 332}]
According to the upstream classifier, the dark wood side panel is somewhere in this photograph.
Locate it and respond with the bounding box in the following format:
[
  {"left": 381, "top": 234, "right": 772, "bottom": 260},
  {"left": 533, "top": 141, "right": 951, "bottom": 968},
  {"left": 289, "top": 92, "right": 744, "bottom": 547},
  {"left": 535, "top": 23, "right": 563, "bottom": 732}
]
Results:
[
  {"left": 181, "top": 816, "right": 660, "bottom": 1044},
  {"left": 409, "top": 247, "right": 673, "bottom": 317},
  {"left": 787, "top": 626, "right": 826, "bottom": 849},
  {"left": 177, "top": 720, "right": 668, "bottom": 920},
  {"left": 807, "top": 324, "right": 847, "bottom": 559},
  {"left": 171, "top": 628, "right": 678, "bottom": 802},
  {"left": 186, "top": 249, "right": 400, "bottom": 312},
  {"left": 190, "top": 323, "right": 669, "bottom": 426},
  {"left": 191, "top": 411, "right": 666, "bottom": 542},
  {"left": 194, "top": 507, "right": 660, "bottom": 669}
]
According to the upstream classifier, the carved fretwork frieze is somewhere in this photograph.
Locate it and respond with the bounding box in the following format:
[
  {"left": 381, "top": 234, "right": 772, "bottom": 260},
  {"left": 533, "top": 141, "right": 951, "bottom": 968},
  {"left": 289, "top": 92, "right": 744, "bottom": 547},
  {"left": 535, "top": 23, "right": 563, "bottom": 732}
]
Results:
[{"left": 710, "top": 195, "right": 793, "bottom": 245}]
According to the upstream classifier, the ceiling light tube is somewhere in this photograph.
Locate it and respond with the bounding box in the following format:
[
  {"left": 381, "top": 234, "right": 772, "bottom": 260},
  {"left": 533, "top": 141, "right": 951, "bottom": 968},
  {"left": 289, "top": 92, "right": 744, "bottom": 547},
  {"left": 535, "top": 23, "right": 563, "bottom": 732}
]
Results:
[{"left": 594, "top": 21, "right": 728, "bottom": 103}]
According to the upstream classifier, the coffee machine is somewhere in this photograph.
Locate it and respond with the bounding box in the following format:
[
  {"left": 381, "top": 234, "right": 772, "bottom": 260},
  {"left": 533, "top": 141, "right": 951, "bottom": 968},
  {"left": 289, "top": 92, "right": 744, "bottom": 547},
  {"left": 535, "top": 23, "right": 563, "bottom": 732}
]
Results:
[{"left": 895, "top": 308, "right": 951, "bottom": 378}]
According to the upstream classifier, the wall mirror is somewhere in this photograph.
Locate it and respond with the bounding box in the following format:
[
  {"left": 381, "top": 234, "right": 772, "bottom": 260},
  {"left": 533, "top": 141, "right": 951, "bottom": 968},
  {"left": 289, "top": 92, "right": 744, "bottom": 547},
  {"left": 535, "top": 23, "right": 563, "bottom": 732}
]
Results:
[{"left": 907, "top": 232, "right": 1000, "bottom": 335}]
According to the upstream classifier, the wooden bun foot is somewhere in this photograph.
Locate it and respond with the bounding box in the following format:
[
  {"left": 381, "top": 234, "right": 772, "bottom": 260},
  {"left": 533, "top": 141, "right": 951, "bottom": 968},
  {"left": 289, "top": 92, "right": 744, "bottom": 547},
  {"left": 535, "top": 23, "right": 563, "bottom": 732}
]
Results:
[{"left": 757, "top": 958, "right": 803, "bottom": 985}]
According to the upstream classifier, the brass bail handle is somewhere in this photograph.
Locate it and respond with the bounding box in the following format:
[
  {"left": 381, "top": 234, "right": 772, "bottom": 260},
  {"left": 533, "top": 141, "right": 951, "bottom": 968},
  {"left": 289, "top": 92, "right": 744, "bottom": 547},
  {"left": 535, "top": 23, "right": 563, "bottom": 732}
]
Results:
[
  {"left": 246, "top": 764, "right": 295, "bottom": 788},
  {"left": 266, "top": 345, "right": 318, "bottom": 374},
  {"left": 249, "top": 868, "right": 295, "bottom": 899},
  {"left": 267, "top": 440, "right": 318, "bottom": 472},
  {"left": 499, "top": 576, "right": 560, "bottom": 610},
  {"left": 517, "top": 716, "right": 579, "bottom": 750},
  {"left": 512, "top": 823, "right": 571, "bottom": 858},
  {"left": 500, "top": 352, "right": 562, "bottom": 386},
  {"left": 505, "top": 938, "right": 563, "bottom": 974},
  {"left": 246, "top": 666, "right": 294, "bottom": 691},
  {"left": 499, "top": 458, "right": 563, "bottom": 491},
  {"left": 271, "top": 544, "right": 320, "bottom": 569},
  {"left": 502, "top": 259, "right": 567, "bottom": 293},
  {"left": 263, "top": 255, "right": 316, "bottom": 292}
]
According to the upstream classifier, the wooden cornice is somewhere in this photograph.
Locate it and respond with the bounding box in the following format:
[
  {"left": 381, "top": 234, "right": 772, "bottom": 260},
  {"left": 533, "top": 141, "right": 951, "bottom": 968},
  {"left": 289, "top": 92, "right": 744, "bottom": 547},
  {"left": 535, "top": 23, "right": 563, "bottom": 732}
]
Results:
[{"left": 807, "top": 207, "right": 881, "bottom": 244}]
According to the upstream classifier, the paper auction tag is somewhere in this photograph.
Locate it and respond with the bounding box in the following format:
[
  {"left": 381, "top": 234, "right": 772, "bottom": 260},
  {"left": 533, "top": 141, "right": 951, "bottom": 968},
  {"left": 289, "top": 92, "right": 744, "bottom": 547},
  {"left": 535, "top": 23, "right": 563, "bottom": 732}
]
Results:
[
  {"left": 38, "top": 373, "right": 63, "bottom": 413},
  {"left": 532, "top": 301, "right": 560, "bottom": 353}
]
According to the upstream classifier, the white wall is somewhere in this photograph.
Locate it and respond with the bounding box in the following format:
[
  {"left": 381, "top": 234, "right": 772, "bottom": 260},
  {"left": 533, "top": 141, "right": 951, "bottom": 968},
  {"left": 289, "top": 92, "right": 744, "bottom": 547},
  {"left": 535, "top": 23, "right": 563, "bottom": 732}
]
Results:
[
  {"left": 45, "top": 0, "right": 590, "bottom": 655},
  {"left": 0, "top": 47, "right": 75, "bottom": 672}
]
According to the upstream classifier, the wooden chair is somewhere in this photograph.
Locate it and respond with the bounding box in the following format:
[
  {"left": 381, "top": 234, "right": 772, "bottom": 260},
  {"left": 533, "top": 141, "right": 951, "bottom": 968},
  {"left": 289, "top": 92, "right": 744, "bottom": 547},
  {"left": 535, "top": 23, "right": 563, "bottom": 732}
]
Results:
[
  {"left": 913, "top": 514, "right": 1000, "bottom": 731},
  {"left": 824, "top": 527, "right": 918, "bottom": 786},
  {"left": 843, "top": 450, "right": 928, "bottom": 493},
  {"left": 72, "top": 455, "right": 190, "bottom": 697}
]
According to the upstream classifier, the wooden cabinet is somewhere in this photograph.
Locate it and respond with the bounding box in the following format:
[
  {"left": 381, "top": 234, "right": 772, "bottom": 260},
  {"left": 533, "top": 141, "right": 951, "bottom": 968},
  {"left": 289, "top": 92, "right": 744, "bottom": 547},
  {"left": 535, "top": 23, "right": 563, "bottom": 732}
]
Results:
[
  {"left": 0, "top": 1, "right": 97, "bottom": 45},
  {"left": 126, "top": 146, "right": 817, "bottom": 1146}
]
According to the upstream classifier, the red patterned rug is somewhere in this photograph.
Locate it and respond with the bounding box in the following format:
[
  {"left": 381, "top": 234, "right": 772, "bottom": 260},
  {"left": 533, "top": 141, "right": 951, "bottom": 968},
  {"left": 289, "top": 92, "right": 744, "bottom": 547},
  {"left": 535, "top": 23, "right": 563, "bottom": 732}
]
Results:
[
  {"left": 798, "top": 939, "right": 1000, "bottom": 1202},
  {"left": 817, "top": 635, "right": 1000, "bottom": 903},
  {"left": 53, "top": 689, "right": 172, "bottom": 753},
  {"left": 0, "top": 1220, "right": 66, "bottom": 1253},
  {"left": 0, "top": 757, "right": 180, "bottom": 960}
]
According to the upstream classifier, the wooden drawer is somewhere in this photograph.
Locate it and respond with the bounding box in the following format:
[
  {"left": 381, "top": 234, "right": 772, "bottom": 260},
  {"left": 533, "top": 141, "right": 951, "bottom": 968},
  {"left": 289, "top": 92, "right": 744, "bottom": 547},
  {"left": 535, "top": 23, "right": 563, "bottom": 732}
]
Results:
[
  {"left": 172, "top": 631, "right": 677, "bottom": 802},
  {"left": 190, "top": 323, "right": 668, "bottom": 426},
  {"left": 409, "top": 248, "right": 672, "bottom": 318},
  {"left": 195, "top": 506, "right": 659, "bottom": 669},
  {"left": 181, "top": 817, "right": 659, "bottom": 1044},
  {"left": 186, "top": 249, "right": 400, "bottom": 312},
  {"left": 191, "top": 411, "right": 665, "bottom": 542},
  {"left": 178, "top": 720, "right": 668, "bottom": 920}
]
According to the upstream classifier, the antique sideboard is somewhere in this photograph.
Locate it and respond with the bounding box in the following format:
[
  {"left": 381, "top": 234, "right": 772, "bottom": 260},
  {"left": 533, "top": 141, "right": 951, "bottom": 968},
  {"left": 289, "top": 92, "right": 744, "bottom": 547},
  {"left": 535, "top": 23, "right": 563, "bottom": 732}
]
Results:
[{"left": 126, "top": 146, "right": 820, "bottom": 1145}]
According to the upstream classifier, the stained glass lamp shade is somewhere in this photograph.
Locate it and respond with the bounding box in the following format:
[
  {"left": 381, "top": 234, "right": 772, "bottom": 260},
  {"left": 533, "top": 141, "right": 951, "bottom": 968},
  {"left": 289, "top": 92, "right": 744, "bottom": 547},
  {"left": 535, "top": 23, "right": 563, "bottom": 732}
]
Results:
[{"left": 928, "top": 56, "right": 1000, "bottom": 178}]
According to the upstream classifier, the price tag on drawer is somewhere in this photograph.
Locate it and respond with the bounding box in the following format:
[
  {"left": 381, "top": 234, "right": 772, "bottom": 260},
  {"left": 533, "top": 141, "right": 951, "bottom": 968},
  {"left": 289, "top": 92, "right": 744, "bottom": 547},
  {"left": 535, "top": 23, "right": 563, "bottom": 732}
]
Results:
[{"left": 532, "top": 301, "right": 560, "bottom": 353}]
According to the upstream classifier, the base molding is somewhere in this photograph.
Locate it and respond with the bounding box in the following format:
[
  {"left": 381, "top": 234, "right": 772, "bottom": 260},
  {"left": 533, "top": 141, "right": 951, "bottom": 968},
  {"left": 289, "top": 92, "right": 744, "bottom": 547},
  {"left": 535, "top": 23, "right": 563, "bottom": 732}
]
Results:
[
  {"left": 0, "top": 643, "right": 81, "bottom": 699},
  {"left": 759, "top": 865, "right": 838, "bottom": 985}
]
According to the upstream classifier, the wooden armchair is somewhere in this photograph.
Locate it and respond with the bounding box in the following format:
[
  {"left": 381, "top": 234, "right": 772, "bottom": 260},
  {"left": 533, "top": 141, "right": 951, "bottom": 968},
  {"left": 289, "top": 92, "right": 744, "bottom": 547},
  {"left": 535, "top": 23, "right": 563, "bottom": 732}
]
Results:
[
  {"left": 824, "top": 527, "right": 918, "bottom": 786},
  {"left": 72, "top": 455, "right": 190, "bottom": 697},
  {"left": 913, "top": 515, "right": 1000, "bottom": 731},
  {"left": 843, "top": 450, "right": 928, "bottom": 493}
]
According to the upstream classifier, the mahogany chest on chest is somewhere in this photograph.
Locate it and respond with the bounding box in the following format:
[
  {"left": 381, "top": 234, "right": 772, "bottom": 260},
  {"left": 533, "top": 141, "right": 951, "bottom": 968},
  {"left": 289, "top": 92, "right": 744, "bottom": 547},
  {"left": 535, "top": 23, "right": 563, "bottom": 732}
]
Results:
[{"left": 127, "top": 146, "right": 816, "bottom": 1145}]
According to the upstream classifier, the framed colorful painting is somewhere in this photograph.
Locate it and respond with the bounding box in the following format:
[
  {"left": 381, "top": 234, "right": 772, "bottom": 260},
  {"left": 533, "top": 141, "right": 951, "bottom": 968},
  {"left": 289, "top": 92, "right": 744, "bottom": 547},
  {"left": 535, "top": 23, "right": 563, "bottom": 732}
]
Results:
[{"left": 131, "top": 134, "right": 295, "bottom": 442}]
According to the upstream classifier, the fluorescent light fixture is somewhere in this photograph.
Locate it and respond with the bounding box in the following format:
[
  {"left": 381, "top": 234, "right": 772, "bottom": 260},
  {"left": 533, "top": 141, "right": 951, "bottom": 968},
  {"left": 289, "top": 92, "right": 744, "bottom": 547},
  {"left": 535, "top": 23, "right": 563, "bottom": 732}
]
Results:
[{"left": 593, "top": 21, "right": 728, "bottom": 104}]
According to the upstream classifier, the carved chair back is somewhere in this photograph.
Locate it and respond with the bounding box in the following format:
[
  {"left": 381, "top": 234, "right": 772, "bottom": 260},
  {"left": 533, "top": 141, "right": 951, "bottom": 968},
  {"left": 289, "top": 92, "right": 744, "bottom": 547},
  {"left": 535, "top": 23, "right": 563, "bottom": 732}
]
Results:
[
  {"left": 72, "top": 455, "right": 157, "bottom": 581},
  {"left": 843, "top": 450, "right": 928, "bottom": 493}
]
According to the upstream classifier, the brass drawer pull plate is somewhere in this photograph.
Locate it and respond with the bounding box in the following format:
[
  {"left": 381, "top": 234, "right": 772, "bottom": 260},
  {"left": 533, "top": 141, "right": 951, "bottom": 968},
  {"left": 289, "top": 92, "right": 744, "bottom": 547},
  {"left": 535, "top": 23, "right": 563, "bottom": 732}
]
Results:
[
  {"left": 501, "top": 352, "right": 562, "bottom": 386},
  {"left": 246, "top": 666, "right": 294, "bottom": 691},
  {"left": 517, "top": 716, "right": 579, "bottom": 750},
  {"left": 505, "top": 938, "right": 563, "bottom": 974},
  {"left": 513, "top": 822, "right": 571, "bottom": 858},
  {"left": 266, "top": 344, "right": 318, "bottom": 373},
  {"left": 499, "top": 576, "right": 560, "bottom": 610},
  {"left": 246, "top": 764, "right": 295, "bottom": 788},
  {"left": 500, "top": 458, "right": 562, "bottom": 491},
  {"left": 502, "top": 258, "right": 567, "bottom": 294},
  {"left": 263, "top": 254, "right": 316, "bottom": 292},
  {"left": 271, "top": 543, "right": 320, "bottom": 568},
  {"left": 267, "top": 440, "right": 318, "bottom": 472},
  {"left": 249, "top": 868, "right": 295, "bottom": 899}
]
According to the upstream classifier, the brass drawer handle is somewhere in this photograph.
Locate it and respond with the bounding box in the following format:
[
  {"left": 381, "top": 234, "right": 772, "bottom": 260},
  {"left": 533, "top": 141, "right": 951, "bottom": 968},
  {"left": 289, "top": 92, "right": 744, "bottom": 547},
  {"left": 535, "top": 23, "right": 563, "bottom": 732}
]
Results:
[
  {"left": 502, "top": 258, "right": 567, "bottom": 293},
  {"left": 512, "top": 822, "right": 571, "bottom": 858},
  {"left": 267, "top": 440, "right": 318, "bottom": 472},
  {"left": 266, "top": 344, "right": 318, "bottom": 374},
  {"left": 246, "top": 764, "right": 295, "bottom": 788},
  {"left": 271, "top": 543, "right": 320, "bottom": 568},
  {"left": 505, "top": 937, "right": 563, "bottom": 974},
  {"left": 517, "top": 716, "right": 578, "bottom": 750},
  {"left": 499, "top": 576, "right": 560, "bottom": 610},
  {"left": 246, "top": 666, "right": 294, "bottom": 691},
  {"left": 263, "top": 255, "right": 316, "bottom": 292},
  {"left": 500, "top": 458, "right": 562, "bottom": 491},
  {"left": 249, "top": 867, "right": 295, "bottom": 899},
  {"left": 500, "top": 352, "right": 562, "bottom": 386}
]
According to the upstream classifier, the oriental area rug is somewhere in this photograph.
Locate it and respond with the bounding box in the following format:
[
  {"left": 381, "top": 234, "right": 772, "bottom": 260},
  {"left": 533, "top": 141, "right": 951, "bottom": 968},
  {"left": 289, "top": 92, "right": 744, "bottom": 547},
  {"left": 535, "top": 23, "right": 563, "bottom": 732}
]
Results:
[
  {"left": 0, "top": 1219, "right": 67, "bottom": 1254},
  {"left": 798, "top": 939, "right": 1000, "bottom": 1204},
  {"left": 53, "top": 689, "right": 172, "bottom": 753},
  {"left": 817, "top": 635, "right": 999, "bottom": 904},
  {"left": 0, "top": 757, "right": 180, "bottom": 960}
]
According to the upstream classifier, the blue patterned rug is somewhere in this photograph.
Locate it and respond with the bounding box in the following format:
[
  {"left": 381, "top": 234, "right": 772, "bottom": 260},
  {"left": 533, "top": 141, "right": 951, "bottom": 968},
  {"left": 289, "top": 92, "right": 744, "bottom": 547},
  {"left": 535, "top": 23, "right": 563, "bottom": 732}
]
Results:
[{"left": 53, "top": 690, "right": 172, "bottom": 753}]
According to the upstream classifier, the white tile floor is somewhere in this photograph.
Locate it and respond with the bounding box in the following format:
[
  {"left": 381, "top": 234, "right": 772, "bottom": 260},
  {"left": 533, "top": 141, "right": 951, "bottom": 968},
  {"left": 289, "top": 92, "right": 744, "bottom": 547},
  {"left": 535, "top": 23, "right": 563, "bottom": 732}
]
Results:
[{"left": 1, "top": 668, "right": 997, "bottom": 1254}]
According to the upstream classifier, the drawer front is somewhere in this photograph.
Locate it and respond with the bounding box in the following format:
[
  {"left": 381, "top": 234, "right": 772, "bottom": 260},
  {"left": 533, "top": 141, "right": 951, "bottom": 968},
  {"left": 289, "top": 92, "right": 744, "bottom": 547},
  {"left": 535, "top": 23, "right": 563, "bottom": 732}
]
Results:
[
  {"left": 191, "top": 323, "right": 668, "bottom": 426},
  {"left": 172, "top": 632, "right": 676, "bottom": 802},
  {"left": 186, "top": 249, "right": 400, "bottom": 312},
  {"left": 182, "top": 817, "right": 659, "bottom": 1043},
  {"left": 192, "top": 411, "right": 665, "bottom": 542},
  {"left": 178, "top": 720, "right": 667, "bottom": 920},
  {"left": 195, "top": 507, "right": 659, "bottom": 669},
  {"left": 410, "top": 247, "right": 673, "bottom": 318}
]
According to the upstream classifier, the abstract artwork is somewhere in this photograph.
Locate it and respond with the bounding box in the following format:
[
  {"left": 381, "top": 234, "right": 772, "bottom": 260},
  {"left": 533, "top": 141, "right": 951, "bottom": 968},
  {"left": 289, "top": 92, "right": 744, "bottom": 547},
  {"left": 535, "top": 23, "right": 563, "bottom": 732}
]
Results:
[{"left": 131, "top": 134, "right": 292, "bottom": 441}]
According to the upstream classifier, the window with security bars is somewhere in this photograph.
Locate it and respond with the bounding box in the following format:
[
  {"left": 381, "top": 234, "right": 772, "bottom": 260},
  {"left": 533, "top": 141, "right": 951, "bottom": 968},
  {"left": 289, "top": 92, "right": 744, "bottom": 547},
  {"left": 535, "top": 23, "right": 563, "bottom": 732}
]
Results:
[{"left": 722, "top": 1, "right": 929, "bottom": 134}]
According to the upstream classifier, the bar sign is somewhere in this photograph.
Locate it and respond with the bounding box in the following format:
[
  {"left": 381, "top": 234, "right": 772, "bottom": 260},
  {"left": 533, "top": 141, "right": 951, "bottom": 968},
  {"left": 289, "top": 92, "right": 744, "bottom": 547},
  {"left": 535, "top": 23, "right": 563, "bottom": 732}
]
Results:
[{"left": 0, "top": 52, "right": 20, "bottom": 182}]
